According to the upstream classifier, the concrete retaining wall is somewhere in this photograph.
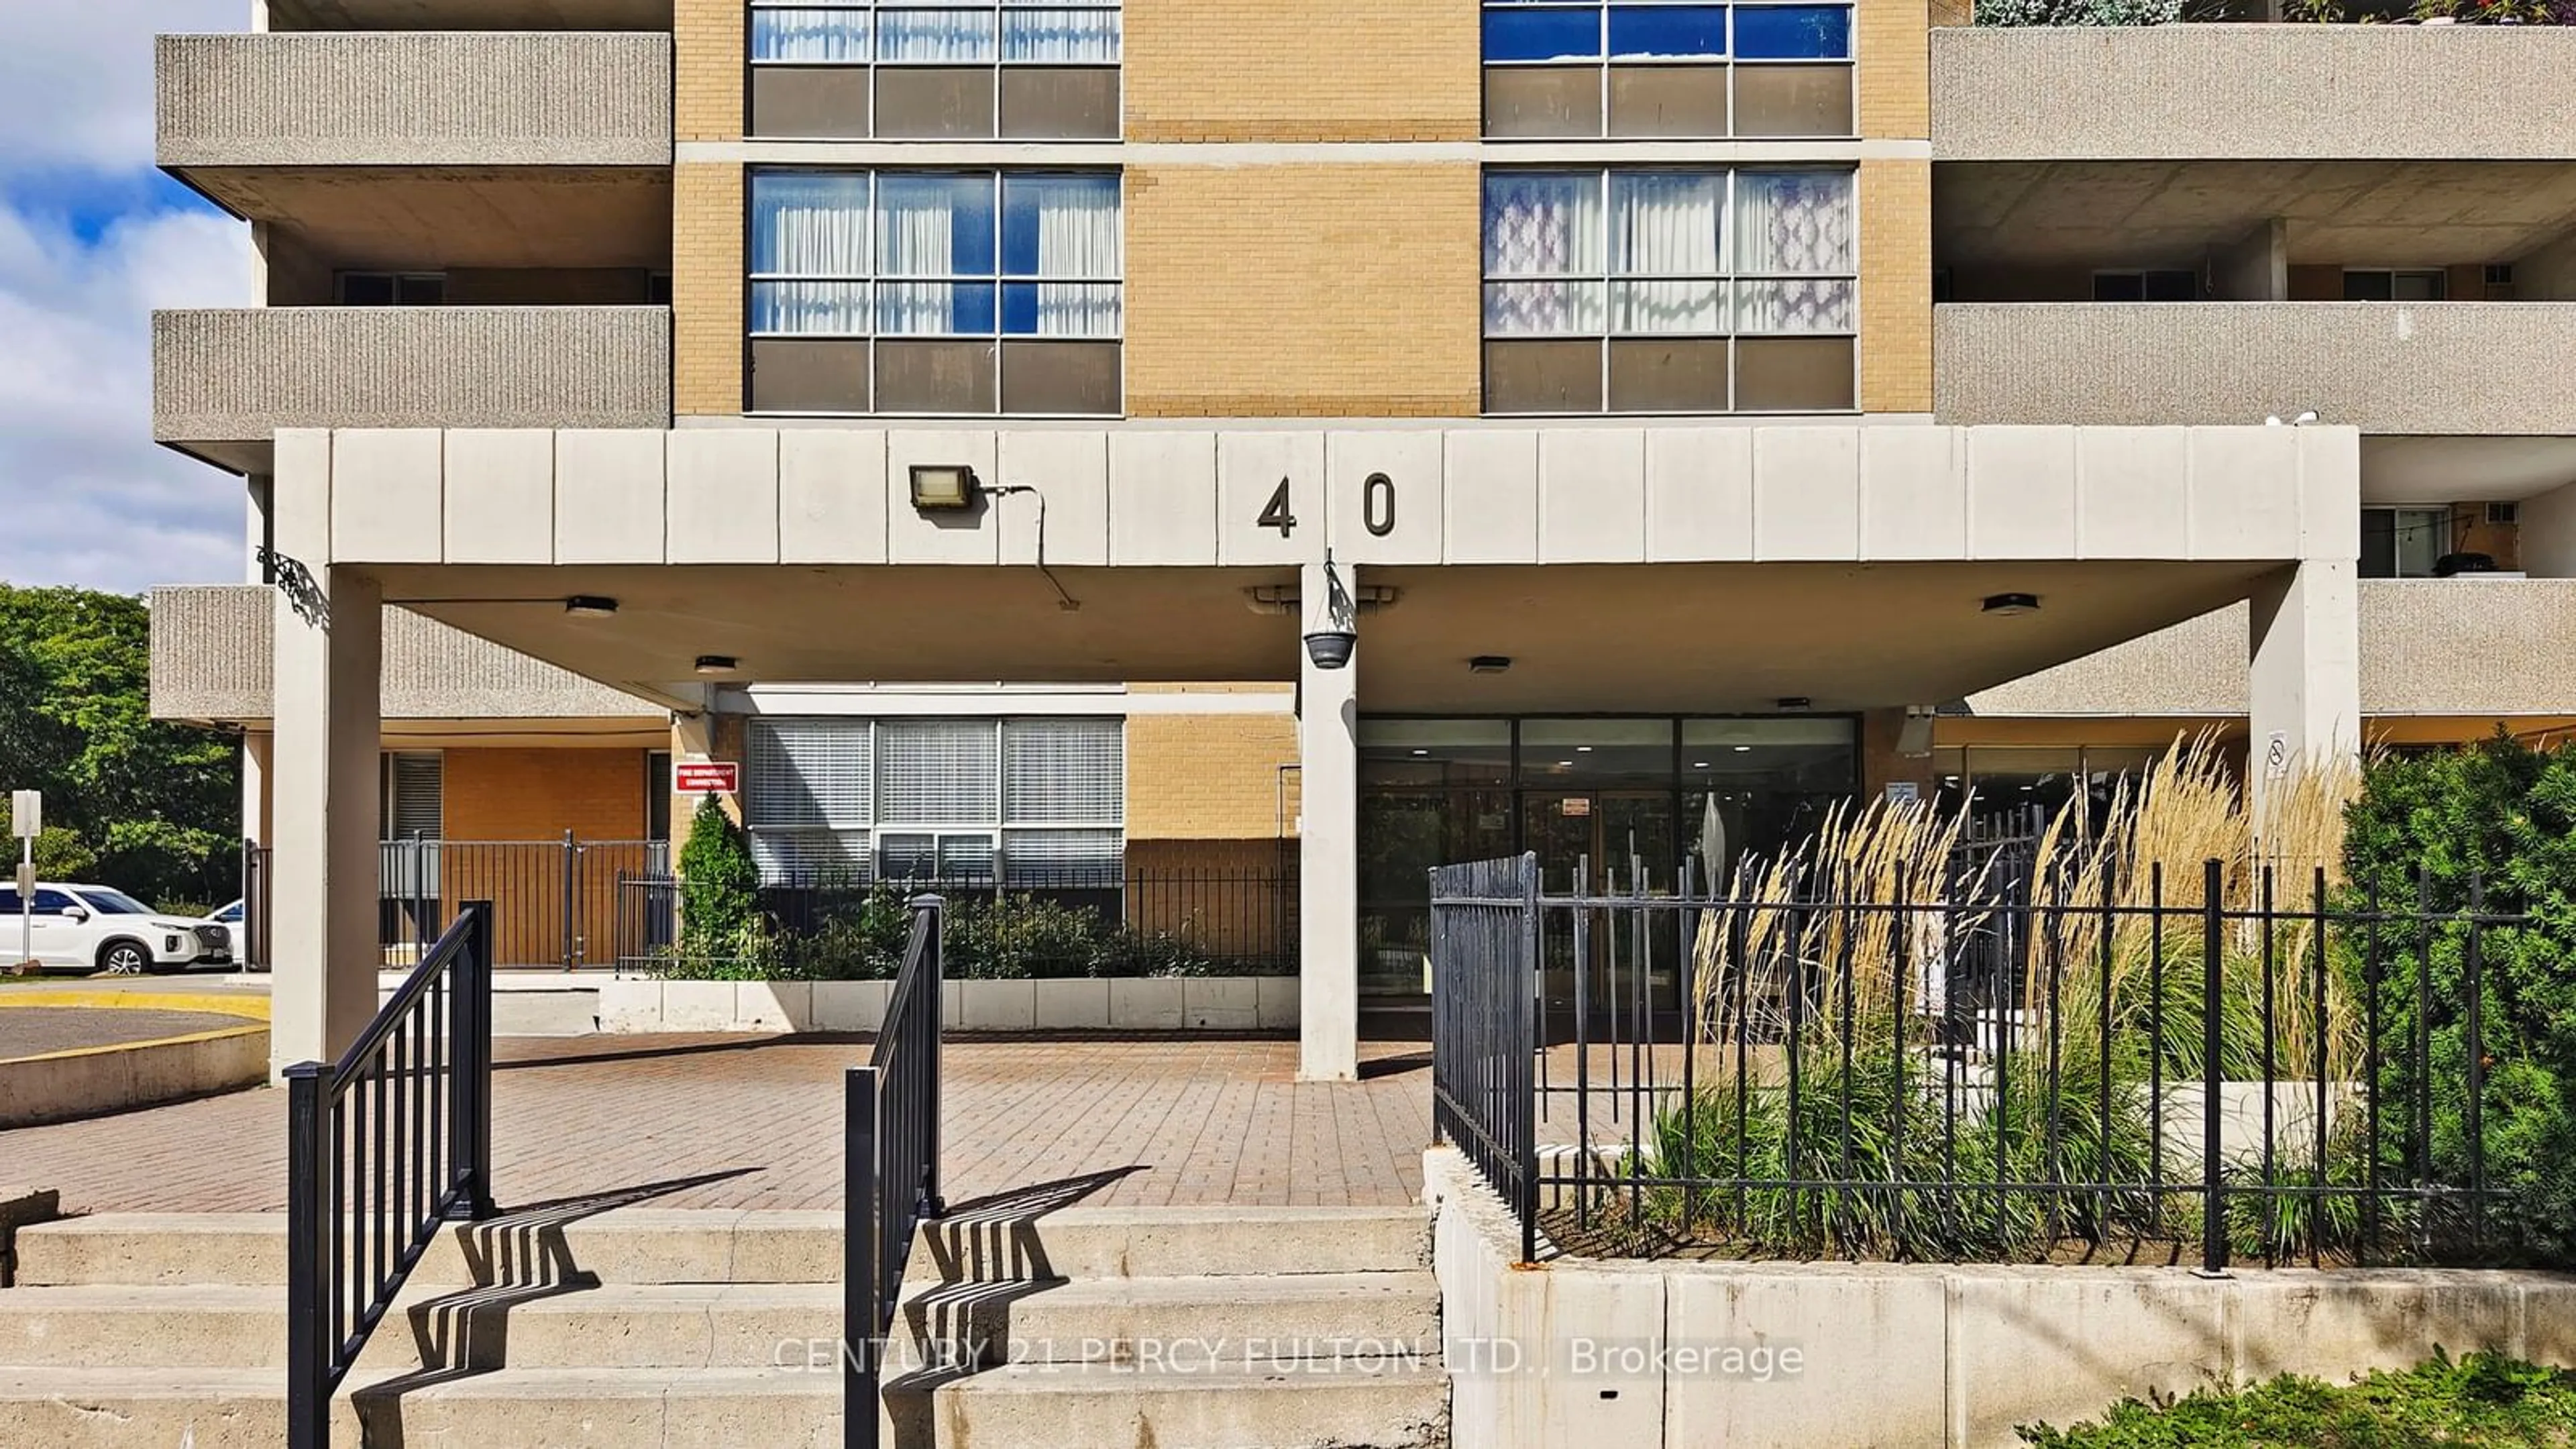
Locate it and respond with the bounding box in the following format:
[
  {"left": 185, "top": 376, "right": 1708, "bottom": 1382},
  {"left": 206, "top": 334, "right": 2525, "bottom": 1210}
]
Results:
[
  {"left": 596, "top": 976, "right": 1301, "bottom": 1033},
  {"left": 0, "top": 995, "right": 269, "bottom": 1129},
  {"left": 1426, "top": 1148, "right": 2576, "bottom": 1448}
]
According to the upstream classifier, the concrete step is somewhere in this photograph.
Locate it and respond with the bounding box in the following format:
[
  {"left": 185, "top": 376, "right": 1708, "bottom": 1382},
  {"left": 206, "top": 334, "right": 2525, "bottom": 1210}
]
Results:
[
  {"left": 0, "top": 1360, "right": 1448, "bottom": 1449},
  {"left": 17, "top": 1205, "right": 1431, "bottom": 1289},
  {"left": 912, "top": 1205, "right": 1432, "bottom": 1282},
  {"left": 0, "top": 1270, "right": 1440, "bottom": 1375}
]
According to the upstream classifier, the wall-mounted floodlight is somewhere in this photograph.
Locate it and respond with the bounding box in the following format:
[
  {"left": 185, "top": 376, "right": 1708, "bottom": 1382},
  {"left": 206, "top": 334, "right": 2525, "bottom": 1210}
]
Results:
[{"left": 908, "top": 464, "right": 981, "bottom": 512}]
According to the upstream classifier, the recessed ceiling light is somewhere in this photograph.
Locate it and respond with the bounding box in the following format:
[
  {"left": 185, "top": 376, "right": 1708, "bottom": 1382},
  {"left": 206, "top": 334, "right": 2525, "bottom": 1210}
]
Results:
[
  {"left": 1411, "top": 749, "right": 1429, "bottom": 756},
  {"left": 564, "top": 594, "right": 618, "bottom": 618},
  {"left": 1776, "top": 697, "right": 1811, "bottom": 712},
  {"left": 1575, "top": 745, "right": 1593, "bottom": 753},
  {"left": 1556, "top": 760, "right": 1573, "bottom": 767},
  {"left": 1733, "top": 745, "right": 1753, "bottom": 753},
  {"left": 1982, "top": 592, "right": 2041, "bottom": 616},
  {"left": 694, "top": 654, "right": 739, "bottom": 676},
  {"left": 1468, "top": 655, "right": 1512, "bottom": 674},
  {"left": 1691, "top": 761, "right": 1710, "bottom": 769}
]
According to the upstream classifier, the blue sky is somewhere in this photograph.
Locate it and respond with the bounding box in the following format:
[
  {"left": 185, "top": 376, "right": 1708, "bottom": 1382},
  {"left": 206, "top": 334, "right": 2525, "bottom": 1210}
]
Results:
[{"left": 0, "top": 1, "right": 251, "bottom": 594}]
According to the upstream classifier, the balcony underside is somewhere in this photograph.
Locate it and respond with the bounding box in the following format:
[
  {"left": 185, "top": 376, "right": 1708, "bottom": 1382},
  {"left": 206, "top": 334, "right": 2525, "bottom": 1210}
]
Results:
[
  {"left": 201, "top": 167, "right": 672, "bottom": 276},
  {"left": 266, "top": 0, "right": 672, "bottom": 29}
]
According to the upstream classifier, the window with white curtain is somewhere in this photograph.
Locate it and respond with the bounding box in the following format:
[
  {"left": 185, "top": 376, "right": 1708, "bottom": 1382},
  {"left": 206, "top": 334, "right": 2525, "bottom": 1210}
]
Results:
[
  {"left": 748, "top": 169, "right": 1124, "bottom": 415},
  {"left": 743, "top": 717, "right": 1125, "bottom": 883},
  {"left": 1483, "top": 167, "right": 1855, "bottom": 414},
  {"left": 749, "top": 1, "right": 1121, "bottom": 139},
  {"left": 1481, "top": 2, "right": 1854, "bottom": 140}
]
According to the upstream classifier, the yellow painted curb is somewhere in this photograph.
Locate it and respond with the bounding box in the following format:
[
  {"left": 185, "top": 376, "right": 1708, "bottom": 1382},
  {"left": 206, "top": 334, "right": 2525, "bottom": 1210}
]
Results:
[
  {"left": 0, "top": 988, "right": 269, "bottom": 1022},
  {"left": 1, "top": 1021, "right": 268, "bottom": 1067}
]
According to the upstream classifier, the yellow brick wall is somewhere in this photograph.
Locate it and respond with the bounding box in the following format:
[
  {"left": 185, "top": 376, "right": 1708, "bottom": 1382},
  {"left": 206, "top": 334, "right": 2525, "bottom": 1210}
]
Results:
[
  {"left": 1860, "top": 158, "right": 1932, "bottom": 415},
  {"left": 1858, "top": 0, "right": 1931, "bottom": 140},
  {"left": 674, "top": 162, "right": 745, "bottom": 417},
  {"left": 1124, "top": 0, "right": 1477, "bottom": 142},
  {"left": 1126, "top": 164, "right": 1481, "bottom": 417},
  {"left": 1125, "top": 707, "right": 1301, "bottom": 841},
  {"left": 676, "top": 0, "right": 743, "bottom": 143}
]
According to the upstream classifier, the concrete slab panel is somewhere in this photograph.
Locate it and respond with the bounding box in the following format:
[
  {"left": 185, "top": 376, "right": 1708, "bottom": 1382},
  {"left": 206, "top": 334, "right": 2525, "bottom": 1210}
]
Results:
[
  {"left": 1181, "top": 977, "right": 1258, "bottom": 1030},
  {"left": 735, "top": 981, "right": 812, "bottom": 1032},
  {"left": 1646, "top": 427, "right": 1754, "bottom": 563},
  {"left": 1540, "top": 428, "right": 1647, "bottom": 563},
  {"left": 2296, "top": 427, "right": 2361, "bottom": 561},
  {"left": 1662, "top": 1268, "right": 1947, "bottom": 1449},
  {"left": 2233, "top": 1271, "right": 2521, "bottom": 1383},
  {"left": 1108, "top": 978, "right": 1184, "bottom": 1030},
  {"left": 1031, "top": 978, "right": 1110, "bottom": 1030},
  {"left": 1949, "top": 1271, "right": 2228, "bottom": 1446},
  {"left": 272, "top": 429, "right": 334, "bottom": 563},
  {"left": 330, "top": 428, "right": 443, "bottom": 564},
  {"left": 1858, "top": 425, "right": 1965, "bottom": 560},
  {"left": 2076, "top": 427, "right": 2190, "bottom": 559},
  {"left": 1752, "top": 427, "right": 1861, "bottom": 559},
  {"left": 812, "top": 981, "right": 891, "bottom": 1033},
  {"left": 1328, "top": 431, "right": 1444, "bottom": 565},
  {"left": 554, "top": 429, "right": 666, "bottom": 564},
  {"left": 668, "top": 430, "right": 780, "bottom": 564},
  {"left": 956, "top": 981, "right": 1036, "bottom": 1032},
  {"left": 1108, "top": 431, "right": 1218, "bottom": 566},
  {"left": 2188, "top": 425, "right": 2304, "bottom": 559},
  {"left": 888, "top": 430, "right": 1002, "bottom": 564},
  {"left": 1967, "top": 426, "right": 2080, "bottom": 559},
  {"left": 1497, "top": 1263, "right": 1664, "bottom": 1446},
  {"left": 1000, "top": 429, "right": 1108, "bottom": 567},
  {"left": 660, "top": 982, "right": 735, "bottom": 1032},
  {"left": 1444, "top": 430, "right": 1541, "bottom": 564},
  {"left": 778, "top": 429, "right": 888, "bottom": 564},
  {"left": 441, "top": 429, "right": 554, "bottom": 564},
  {"left": 1218, "top": 431, "right": 1325, "bottom": 566}
]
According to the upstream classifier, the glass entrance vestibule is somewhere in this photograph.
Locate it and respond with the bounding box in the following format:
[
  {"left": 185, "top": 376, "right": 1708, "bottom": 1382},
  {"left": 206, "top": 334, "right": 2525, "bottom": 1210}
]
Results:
[{"left": 1356, "top": 714, "right": 1859, "bottom": 1000}]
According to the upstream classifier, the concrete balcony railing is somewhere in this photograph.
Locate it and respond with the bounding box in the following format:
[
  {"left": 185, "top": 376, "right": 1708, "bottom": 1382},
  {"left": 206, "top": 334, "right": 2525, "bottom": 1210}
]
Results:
[
  {"left": 1933, "top": 25, "right": 2576, "bottom": 160},
  {"left": 157, "top": 31, "right": 671, "bottom": 169},
  {"left": 154, "top": 306, "right": 671, "bottom": 471},
  {"left": 150, "top": 586, "right": 661, "bottom": 725},
  {"left": 1934, "top": 303, "right": 2576, "bottom": 435},
  {"left": 1966, "top": 579, "right": 2576, "bottom": 720}
]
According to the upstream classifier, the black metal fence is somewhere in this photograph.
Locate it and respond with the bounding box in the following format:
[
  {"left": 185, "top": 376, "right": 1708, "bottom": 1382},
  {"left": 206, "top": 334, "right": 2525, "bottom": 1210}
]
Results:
[
  {"left": 614, "top": 863, "right": 1297, "bottom": 978},
  {"left": 846, "top": 896, "right": 945, "bottom": 1449},
  {"left": 242, "top": 837, "right": 671, "bottom": 972},
  {"left": 284, "top": 901, "right": 497, "bottom": 1449},
  {"left": 1431, "top": 851, "right": 2535, "bottom": 1271}
]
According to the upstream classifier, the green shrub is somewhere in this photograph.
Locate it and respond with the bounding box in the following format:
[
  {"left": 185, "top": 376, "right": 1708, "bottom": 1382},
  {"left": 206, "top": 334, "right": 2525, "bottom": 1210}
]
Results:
[
  {"left": 1974, "top": 0, "right": 2182, "bottom": 25},
  {"left": 2341, "top": 736, "right": 2576, "bottom": 1265},
  {"left": 670, "top": 795, "right": 762, "bottom": 973},
  {"left": 2019, "top": 1350, "right": 2576, "bottom": 1447}
]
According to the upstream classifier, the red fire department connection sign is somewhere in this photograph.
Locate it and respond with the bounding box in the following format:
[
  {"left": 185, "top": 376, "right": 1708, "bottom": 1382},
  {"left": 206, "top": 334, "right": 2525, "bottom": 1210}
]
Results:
[{"left": 676, "top": 762, "right": 740, "bottom": 794}]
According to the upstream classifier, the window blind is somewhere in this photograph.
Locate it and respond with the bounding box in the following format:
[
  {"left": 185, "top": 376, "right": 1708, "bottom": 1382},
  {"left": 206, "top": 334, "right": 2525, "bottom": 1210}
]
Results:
[
  {"left": 747, "top": 719, "right": 873, "bottom": 826},
  {"left": 1002, "top": 716, "right": 1122, "bottom": 824},
  {"left": 877, "top": 719, "right": 1000, "bottom": 823}
]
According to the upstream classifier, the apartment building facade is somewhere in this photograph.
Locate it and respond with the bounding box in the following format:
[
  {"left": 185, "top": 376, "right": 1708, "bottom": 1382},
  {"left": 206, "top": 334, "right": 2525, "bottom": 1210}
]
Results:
[{"left": 155, "top": 0, "right": 2576, "bottom": 1081}]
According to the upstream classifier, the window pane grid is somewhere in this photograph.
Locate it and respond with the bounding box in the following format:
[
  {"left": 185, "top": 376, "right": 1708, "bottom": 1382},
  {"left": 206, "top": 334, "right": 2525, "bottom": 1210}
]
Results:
[
  {"left": 1483, "top": 166, "right": 1854, "bottom": 414},
  {"left": 751, "top": 1, "right": 1122, "bottom": 66},
  {"left": 745, "top": 717, "right": 1124, "bottom": 883},
  {"left": 1481, "top": 1, "right": 1851, "bottom": 140}
]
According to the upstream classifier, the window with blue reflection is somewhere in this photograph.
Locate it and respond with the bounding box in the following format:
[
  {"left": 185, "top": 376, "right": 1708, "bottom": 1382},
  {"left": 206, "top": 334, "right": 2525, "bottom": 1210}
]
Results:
[
  {"left": 1607, "top": 6, "right": 1726, "bottom": 58},
  {"left": 1483, "top": 7, "right": 1603, "bottom": 62},
  {"left": 1733, "top": 5, "right": 1850, "bottom": 60}
]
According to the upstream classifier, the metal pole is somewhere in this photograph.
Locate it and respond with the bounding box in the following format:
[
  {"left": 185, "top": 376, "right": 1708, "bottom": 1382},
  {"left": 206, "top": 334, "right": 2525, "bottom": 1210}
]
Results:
[
  {"left": 456, "top": 901, "right": 498, "bottom": 1222},
  {"left": 2198, "top": 858, "right": 2229, "bottom": 1277},
  {"left": 562, "top": 829, "right": 580, "bottom": 970},
  {"left": 18, "top": 835, "right": 29, "bottom": 971},
  {"left": 846, "top": 1065, "right": 881, "bottom": 1449},
  {"left": 284, "top": 1062, "right": 326, "bottom": 1449}
]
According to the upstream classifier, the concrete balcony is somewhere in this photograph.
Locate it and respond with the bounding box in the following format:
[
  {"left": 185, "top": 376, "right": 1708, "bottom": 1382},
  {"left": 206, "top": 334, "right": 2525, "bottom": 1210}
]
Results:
[
  {"left": 263, "top": 1, "right": 671, "bottom": 29},
  {"left": 1965, "top": 578, "right": 2576, "bottom": 720},
  {"left": 1934, "top": 303, "right": 2576, "bottom": 435},
  {"left": 150, "top": 586, "right": 661, "bottom": 726},
  {"left": 157, "top": 32, "right": 670, "bottom": 172},
  {"left": 154, "top": 306, "right": 671, "bottom": 472},
  {"left": 1933, "top": 25, "right": 2576, "bottom": 161}
]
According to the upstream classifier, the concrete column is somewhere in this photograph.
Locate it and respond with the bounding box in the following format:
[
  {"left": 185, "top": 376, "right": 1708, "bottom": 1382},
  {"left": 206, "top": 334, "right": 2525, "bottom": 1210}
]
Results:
[
  {"left": 244, "top": 476, "right": 272, "bottom": 584},
  {"left": 240, "top": 731, "right": 274, "bottom": 848},
  {"left": 2247, "top": 559, "right": 2360, "bottom": 803},
  {"left": 270, "top": 435, "right": 386, "bottom": 1077},
  {"left": 1297, "top": 560, "right": 1360, "bottom": 1083},
  {"left": 2212, "top": 218, "right": 2288, "bottom": 302}
]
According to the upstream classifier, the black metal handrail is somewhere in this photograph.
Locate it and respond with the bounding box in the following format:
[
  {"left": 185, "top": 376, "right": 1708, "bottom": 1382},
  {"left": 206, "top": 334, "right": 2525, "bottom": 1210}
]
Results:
[
  {"left": 1430, "top": 854, "right": 1542, "bottom": 1263},
  {"left": 846, "top": 895, "right": 946, "bottom": 1449},
  {"left": 284, "top": 900, "right": 498, "bottom": 1449}
]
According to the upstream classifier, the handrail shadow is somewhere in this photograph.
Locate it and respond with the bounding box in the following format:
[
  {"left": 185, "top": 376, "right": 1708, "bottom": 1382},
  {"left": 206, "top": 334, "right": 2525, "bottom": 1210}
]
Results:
[{"left": 345, "top": 1168, "right": 759, "bottom": 1448}]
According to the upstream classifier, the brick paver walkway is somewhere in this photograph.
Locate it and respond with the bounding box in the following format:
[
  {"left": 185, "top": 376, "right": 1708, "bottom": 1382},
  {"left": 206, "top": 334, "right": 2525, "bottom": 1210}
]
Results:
[
  {"left": 0, "top": 1034, "right": 1437, "bottom": 1215},
  {"left": 0, "top": 1007, "right": 250, "bottom": 1061}
]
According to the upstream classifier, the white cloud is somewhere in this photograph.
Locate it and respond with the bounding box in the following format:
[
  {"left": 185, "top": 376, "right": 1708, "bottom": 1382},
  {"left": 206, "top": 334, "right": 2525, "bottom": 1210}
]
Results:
[
  {"left": 0, "top": 1, "right": 244, "bottom": 173},
  {"left": 0, "top": 202, "right": 252, "bottom": 593}
]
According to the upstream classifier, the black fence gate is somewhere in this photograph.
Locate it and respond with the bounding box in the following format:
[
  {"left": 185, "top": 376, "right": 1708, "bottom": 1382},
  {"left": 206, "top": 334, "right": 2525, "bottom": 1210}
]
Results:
[{"left": 241, "top": 836, "right": 671, "bottom": 971}]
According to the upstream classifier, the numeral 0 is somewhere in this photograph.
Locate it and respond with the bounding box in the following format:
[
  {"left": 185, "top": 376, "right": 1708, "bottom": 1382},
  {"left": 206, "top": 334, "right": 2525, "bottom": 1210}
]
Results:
[{"left": 1362, "top": 472, "right": 1395, "bottom": 538}]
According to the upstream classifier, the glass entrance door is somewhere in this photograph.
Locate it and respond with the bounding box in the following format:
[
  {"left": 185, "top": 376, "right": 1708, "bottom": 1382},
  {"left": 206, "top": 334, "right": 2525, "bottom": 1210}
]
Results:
[{"left": 1523, "top": 789, "right": 1681, "bottom": 1024}]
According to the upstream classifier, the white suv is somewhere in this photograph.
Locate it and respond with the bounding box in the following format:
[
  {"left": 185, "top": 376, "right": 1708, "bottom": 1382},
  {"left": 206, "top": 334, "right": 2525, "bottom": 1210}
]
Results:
[{"left": 1, "top": 883, "right": 235, "bottom": 976}]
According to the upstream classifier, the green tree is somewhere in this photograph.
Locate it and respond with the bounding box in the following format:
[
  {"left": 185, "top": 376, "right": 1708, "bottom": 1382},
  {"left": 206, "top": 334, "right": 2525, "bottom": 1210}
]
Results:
[
  {"left": 677, "top": 794, "right": 761, "bottom": 958},
  {"left": 0, "top": 585, "right": 239, "bottom": 906},
  {"left": 2341, "top": 734, "right": 2576, "bottom": 1265}
]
